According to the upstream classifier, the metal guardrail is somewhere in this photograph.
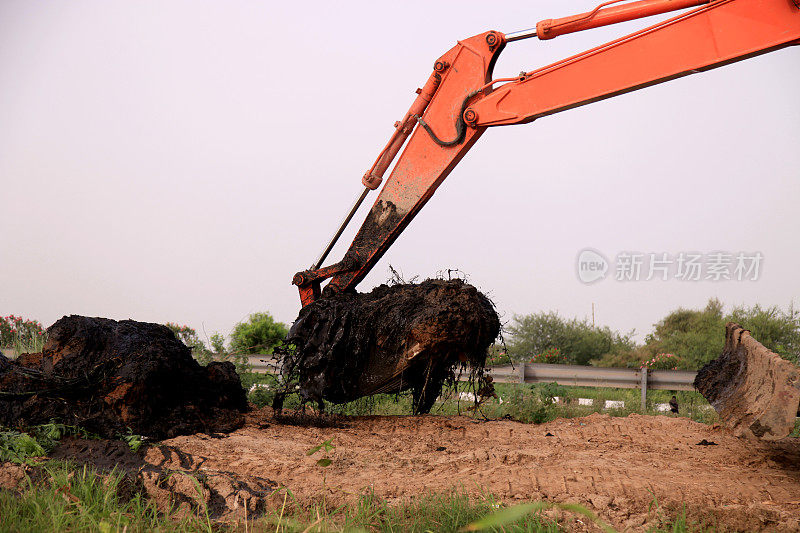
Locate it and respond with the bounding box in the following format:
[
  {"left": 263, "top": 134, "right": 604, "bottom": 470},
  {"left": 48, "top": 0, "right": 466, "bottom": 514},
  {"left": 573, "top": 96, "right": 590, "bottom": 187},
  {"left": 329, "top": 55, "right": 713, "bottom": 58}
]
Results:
[
  {"left": 511, "top": 363, "right": 696, "bottom": 410},
  {"left": 648, "top": 369, "right": 698, "bottom": 391},
  {"left": 500, "top": 363, "right": 696, "bottom": 391},
  {"left": 521, "top": 363, "right": 646, "bottom": 388},
  {"left": 248, "top": 355, "right": 279, "bottom": 370},
  {"left": 247, "top": 356, "right": 697, "bottom": 410}
]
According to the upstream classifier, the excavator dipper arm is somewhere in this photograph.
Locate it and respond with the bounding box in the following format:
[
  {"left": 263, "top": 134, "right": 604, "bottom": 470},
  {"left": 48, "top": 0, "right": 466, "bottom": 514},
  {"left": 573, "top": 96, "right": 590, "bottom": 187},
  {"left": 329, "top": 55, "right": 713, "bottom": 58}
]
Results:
[{"left": 293, "top": 0, "right": 800, "bottom": 306}]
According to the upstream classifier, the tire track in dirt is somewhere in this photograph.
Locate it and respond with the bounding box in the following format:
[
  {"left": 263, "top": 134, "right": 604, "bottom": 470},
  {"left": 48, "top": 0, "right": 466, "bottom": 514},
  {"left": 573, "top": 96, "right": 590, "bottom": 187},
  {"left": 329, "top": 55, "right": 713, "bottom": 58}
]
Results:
[
  {"left": 6, "top": 409, "right": 796, "bottom": 531},
  {"left": 156, "top": 410, "right": 800, "bottom": 531}
]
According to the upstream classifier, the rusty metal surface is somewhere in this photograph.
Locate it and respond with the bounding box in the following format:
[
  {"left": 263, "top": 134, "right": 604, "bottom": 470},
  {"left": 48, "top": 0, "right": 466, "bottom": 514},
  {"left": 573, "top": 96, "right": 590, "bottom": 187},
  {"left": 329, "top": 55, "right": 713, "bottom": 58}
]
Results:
[{"left": 696, "top": 323, "right": 800, "bottom": 441}]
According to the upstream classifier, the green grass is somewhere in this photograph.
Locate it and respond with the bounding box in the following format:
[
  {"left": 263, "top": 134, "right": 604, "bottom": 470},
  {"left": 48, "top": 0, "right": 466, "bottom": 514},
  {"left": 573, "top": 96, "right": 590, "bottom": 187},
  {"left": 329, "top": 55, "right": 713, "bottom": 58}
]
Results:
[
  {"left": 0, "top": 463, "right": 561, "bottom": 532},
  {"left": 289, "top": 490, "right": 564, "bottom": 532},
  {"left": 0, "top": 461, "right": 210, "bottom": 533},
  {"left": 12, "top": 334, "right": 46, "bottom": 356},
  {"left": 644, "top": 496, "right": 721, "bottom": 533},
  {"left": 250, "top": 376, "right": 718, "bottom": 426},
  {"left": 0, "top": 462, "right": 720, "bottom": 532}
]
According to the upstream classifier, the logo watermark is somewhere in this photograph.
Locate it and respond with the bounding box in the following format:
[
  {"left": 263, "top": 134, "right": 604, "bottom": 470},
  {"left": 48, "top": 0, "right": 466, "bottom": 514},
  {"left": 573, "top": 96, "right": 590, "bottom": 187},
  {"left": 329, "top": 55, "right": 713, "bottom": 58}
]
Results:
[
  {"left": 577, "top": 249, "right": 609, "bottom": 284},
  {"left": 576, "top": 249, "right": 763, "bottom": 283}
]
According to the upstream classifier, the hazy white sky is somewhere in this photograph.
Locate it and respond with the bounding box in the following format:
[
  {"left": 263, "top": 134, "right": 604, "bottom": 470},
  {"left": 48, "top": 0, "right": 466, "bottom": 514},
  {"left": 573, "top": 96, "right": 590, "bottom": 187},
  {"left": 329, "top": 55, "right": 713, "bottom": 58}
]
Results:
[{"left": 1, "top": 1, "right": 798, "bottom": 345}]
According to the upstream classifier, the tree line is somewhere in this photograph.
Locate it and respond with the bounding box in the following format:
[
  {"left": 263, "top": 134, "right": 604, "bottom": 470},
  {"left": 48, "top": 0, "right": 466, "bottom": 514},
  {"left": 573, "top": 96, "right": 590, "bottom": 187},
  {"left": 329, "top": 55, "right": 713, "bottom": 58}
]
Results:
[{"left": 505, "top": 299, "right": 799, "bottom": 370}]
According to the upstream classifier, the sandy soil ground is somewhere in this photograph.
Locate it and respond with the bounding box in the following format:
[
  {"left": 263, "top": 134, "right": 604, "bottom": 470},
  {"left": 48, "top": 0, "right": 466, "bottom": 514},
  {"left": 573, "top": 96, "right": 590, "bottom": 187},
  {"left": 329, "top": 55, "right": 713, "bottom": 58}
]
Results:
[{"left": 4, "top": 409, "right": 800, "bottom": 531}]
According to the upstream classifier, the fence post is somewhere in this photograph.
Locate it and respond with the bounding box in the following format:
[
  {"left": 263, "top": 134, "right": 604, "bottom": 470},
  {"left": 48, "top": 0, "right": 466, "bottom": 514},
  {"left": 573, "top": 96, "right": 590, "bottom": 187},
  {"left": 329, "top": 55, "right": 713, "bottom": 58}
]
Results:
[
  {"left": 640, "top": 368, "right": 648, "bottom": 412},
  {"left": 520, "top": 363, "right": 527, "bottom": 384}
]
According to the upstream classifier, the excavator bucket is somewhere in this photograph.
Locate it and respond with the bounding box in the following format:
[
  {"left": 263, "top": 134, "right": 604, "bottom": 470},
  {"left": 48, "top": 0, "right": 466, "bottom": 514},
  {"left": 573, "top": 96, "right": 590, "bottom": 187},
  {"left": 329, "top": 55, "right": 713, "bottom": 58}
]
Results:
[
  {"left": 274, "top": 279, "right": 500, "bottom": 415},
  {"left": 695, "top": 323, "right": 800, "bottom": 440}
]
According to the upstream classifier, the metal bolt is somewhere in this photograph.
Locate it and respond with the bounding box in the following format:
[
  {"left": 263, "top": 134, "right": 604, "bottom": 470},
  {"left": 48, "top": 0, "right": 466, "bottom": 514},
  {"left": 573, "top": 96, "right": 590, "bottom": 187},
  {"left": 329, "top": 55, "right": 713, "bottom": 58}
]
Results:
[
  {"left": 485, "top": 32, "right": 498, "bottom": 47},
  {"left": 463, "top": 108, "right": 477, "bottom": 124}
]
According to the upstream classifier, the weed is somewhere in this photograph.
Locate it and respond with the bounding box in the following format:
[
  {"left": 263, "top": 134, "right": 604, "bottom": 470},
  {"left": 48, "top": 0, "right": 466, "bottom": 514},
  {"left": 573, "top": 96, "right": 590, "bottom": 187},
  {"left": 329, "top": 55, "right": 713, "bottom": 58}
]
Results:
[
  {"left": 463, "top": 500, "right": 615, "bottom": 532},
  {"left": 120, "top": 430, "right": 145, "bottom": 453},
  {"left": 306, "top": 437, "right": 335, "bottom": 468},
  {"left": 0, "top": 430, "right": 45, "bottom": 464},
  {"left": 242, "top": 371, "right": 281, "bottom": 407},
  {"left": 645, "top": 495, "right": 718, "bottom": 532},
  {"left": 0, "top": 423, "right": 99, "bottom": 464},
  {"left": 0, "top": 461, "right": 212, "bottom": 532},
  {"left": 306, "top": 437, "right": 336, "bottom": 514}
]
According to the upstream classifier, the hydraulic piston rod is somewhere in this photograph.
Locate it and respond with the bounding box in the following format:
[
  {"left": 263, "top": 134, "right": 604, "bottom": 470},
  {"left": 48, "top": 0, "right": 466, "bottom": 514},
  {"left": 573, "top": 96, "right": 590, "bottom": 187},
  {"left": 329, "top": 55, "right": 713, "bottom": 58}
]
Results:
[
  {"left": 507, "top": 0, "right": 709, "bottom": 42},
  {"left": 309, "top": 72, "right": 441, "bottom": 271},
  {"left": 311, "top": 187, "right": 370, "bottom": 270}
]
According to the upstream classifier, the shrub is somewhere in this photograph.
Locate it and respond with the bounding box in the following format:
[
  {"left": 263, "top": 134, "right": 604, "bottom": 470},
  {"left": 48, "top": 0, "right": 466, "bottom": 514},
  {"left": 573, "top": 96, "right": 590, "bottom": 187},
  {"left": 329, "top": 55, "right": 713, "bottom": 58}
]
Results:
[
  {"left": 506, "top": 312, "right": 634, "bottom": 365},
  {"left": 229, "top": 312, "right": 288, "bottom": 355},
  {"left": 727, "top": 303, "right": 799, "bottom": 363},
  {"left": 640, "top": 352, "right": 682, "bottom": 370},
  {"left": 486, "top": 347, "right": 511, "bottom": 366},
  {"left": 637, "top": 299, "right": 725, "bottom": 370},
  {"left": 165, "top": 323, "right": 209, "bottom": 359},
  {"left": 637, "top": 299, "right": 799, "bottom": 369},
  {"left": 528, "top": 347, "right": 567, "bottom": 364},
  {"left": 0, "top": 423, "right": 97, "bottom": 464},
  {"left": 590, "top": 348, "right": 644, "bottom": 368},
  {"left": 500, "top": 383, "right": 564, "bottom": 424},
  {"left": 0, "top": 315, "right": 46, "bottom": 354},
  {"left": 239, "top": 372, "right": 280, "bottom": 407},
  {"left": 165, "top": 323, "right": 250, "bottom": 373}
]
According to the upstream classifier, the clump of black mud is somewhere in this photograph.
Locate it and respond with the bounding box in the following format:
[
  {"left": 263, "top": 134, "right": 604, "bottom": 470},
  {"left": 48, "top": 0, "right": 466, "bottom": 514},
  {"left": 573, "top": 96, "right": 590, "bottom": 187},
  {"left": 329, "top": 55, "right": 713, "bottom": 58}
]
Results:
[
  {"left": 274, "top": 279, "right": 500, "bottom": 414},
  {"left": 0, "top": 316, "right": 248, "bottom": 439}
]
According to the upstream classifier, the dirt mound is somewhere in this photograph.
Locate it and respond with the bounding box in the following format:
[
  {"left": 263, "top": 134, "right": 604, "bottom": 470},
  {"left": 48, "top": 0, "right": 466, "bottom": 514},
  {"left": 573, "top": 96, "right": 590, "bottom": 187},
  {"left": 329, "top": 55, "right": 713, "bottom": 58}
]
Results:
[
  {"left": 276, "top": 279, "right": 500, "bottom": 413},
  {"left": 0, "top": 315, "right": 248, "bottom": 439}
]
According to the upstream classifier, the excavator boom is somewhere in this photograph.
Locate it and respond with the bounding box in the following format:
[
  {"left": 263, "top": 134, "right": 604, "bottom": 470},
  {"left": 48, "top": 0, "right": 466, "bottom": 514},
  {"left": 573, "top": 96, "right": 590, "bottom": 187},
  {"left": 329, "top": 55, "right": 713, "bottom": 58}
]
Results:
[
  {"left": 293, "top": 0, "right": 800, "bottom": 305},
  {"left": 289, "top": 0, "right": 800, "bottom": 435}
]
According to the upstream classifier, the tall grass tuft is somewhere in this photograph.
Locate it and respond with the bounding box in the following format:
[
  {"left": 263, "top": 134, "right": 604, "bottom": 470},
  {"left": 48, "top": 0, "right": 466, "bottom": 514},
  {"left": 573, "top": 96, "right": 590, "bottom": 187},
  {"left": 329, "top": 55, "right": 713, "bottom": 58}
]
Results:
[{"left": 0, "top": 461, "right": 211, "bottom": 533}]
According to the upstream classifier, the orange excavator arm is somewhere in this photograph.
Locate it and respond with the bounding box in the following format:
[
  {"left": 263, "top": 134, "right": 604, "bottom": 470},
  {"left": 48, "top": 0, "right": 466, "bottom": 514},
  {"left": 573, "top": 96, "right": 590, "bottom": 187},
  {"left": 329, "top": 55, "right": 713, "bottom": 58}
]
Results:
[{"left": 292, "top": 0, "right": 800, "bottom": 307}]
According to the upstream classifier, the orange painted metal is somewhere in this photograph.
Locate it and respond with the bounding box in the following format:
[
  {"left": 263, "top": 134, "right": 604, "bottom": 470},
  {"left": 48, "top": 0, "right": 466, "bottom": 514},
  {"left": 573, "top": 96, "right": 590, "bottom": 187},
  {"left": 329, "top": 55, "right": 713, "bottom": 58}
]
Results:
[
  {"left": 292, "top": 32, "right": 505, "bottom": 300},
  {"left": 536, "top": 0, "right": 709, "bottom": 40},
  {"left": 320, "top": 32, "right": 505, "bottom": 296},
  {"left": 362, "top": 74, "right": 441, "bottom": 190},
  {"left": 294, "top": 0, "right": 800, "bottom": 305},
  {"left": 470, "top": 0, "right": 800, "bottom": 127}
]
